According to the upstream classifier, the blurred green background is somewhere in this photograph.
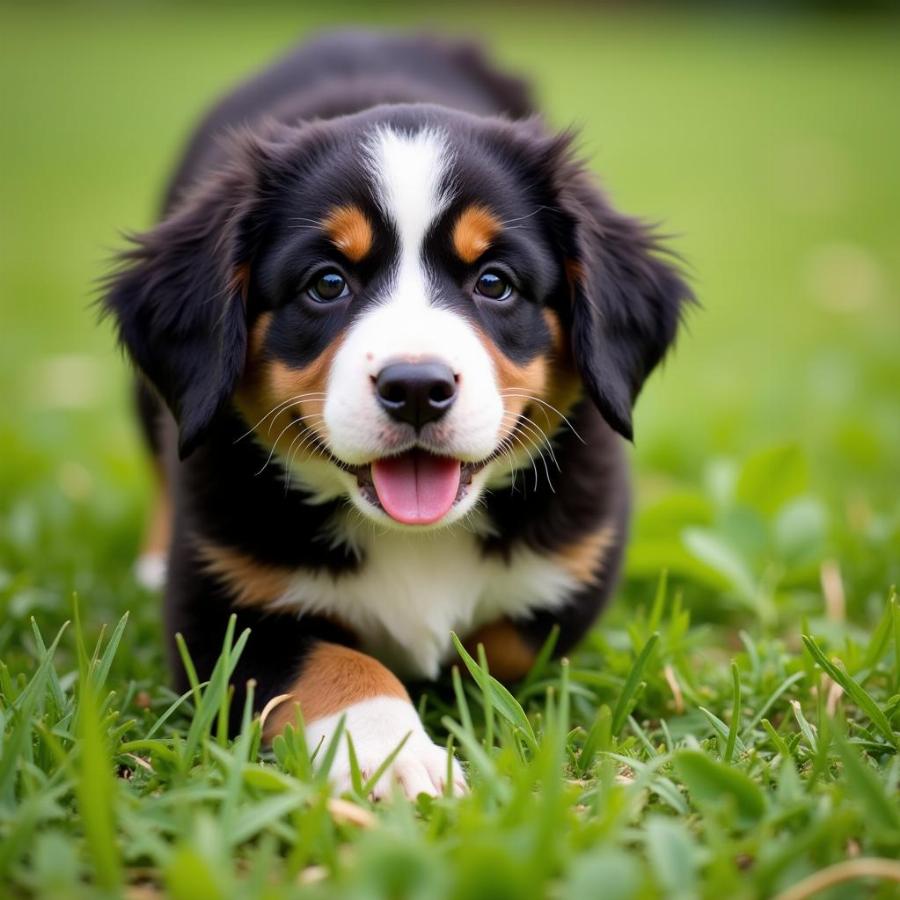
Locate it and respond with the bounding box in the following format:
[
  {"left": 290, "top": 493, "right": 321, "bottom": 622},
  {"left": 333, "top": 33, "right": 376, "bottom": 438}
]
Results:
[{"left": 1, "top": 2, "right": 898, "bottom": 635}]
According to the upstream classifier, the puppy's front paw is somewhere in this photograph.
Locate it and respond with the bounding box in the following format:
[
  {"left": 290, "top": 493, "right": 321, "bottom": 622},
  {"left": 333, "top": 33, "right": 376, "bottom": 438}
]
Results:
[{"left": 306, "top": 697, "right": 466, "bottom": 800}]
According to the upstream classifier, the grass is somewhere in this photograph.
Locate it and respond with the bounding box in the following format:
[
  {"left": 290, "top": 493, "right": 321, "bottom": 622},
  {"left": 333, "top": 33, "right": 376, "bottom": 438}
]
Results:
[{"left": 1, "top": 3, "right": 899, "bottom": 897}]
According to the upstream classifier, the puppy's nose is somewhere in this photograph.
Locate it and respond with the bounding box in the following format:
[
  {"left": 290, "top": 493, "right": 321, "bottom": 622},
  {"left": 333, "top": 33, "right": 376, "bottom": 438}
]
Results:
[{"left": 375, "top": 361, "right": 457, "bottom": 429}]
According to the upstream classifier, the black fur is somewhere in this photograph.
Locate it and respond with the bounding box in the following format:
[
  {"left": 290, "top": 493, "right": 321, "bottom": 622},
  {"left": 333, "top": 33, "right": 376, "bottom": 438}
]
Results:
[
  {"left": 102, "top": 31, "right": 690, "bottom": 726},
  {"left": 105, "top": 161, "right": 256, "bottom": 458},
  {"left": 552, "top": 155, "right": 691, "bottom": 441}
]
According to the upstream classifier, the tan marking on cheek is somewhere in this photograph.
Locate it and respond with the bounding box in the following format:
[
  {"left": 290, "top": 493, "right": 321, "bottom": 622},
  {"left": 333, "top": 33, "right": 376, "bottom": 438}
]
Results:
[
  {"left": 476, "top": 327, "right": 548, "bottom": 436},
  {"left": 235, "top": 312, "right": 273, "bottom": 403},
  {"left": 248, "top": 312, "right": 272, "bottom": 359},
  {"left": 263, "top": 642, "right": 410, "bottom": 740},
  {"left": 464, "top": 619, "right": 536, "bottom": 682},
  {"left": 554, "top": 524, "right": 617, "bottom": 585},
  {"left": 196, "top": 541, "right": 295, "bottom": 607},
  {"left": 453, "top": 204, "right": 502, "bottom": 264},
  {"left": 543, "top": 308, "right": 565, "bottom": 357},
  {"left": 478, "top": 311, "right": 582, "bottom": 461},
  {"left": 540, "top": 308, "right": 583, "bottom": 433},
  {"left": 233, "top": 312, "right": 276, "bottom": 436},
  {"left": 234, "top": 319, "right": 343, "bottom": 464},
  {"left": 322, "top": 205, "right": 373, "bottom": 263},
  {"left": 489, "top": 346, "right": 547, "bottom": 397},
  {"left": 268, "top": 350, "right": 335, "bottom": 409}
]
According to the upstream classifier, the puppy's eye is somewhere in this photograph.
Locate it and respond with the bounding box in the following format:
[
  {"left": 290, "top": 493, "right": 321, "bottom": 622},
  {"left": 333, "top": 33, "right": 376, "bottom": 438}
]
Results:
[
  {"left": 307, "top": 270, "right": 350, "bottom": 303},
  {"left": 474, "top": 270, "right": 513, "bottom": 301}
]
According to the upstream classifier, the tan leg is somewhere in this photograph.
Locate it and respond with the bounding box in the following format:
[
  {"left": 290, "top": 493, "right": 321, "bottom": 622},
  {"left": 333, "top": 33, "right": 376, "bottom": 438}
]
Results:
[
  {"left": 134, "top": 461, "right": 172, "bottom": 590},
  {"left": 264, "top": 642, "right": 466, "bottom": 799}
]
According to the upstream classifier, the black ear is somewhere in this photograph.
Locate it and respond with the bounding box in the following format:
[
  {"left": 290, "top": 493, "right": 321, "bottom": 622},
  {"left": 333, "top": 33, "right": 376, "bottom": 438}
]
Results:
[
  {"left": 102, "top": 138, "right": 274, "bottom": 458},
  {"left": 551, "top": 145, "right": 693, "bottom": 441}
]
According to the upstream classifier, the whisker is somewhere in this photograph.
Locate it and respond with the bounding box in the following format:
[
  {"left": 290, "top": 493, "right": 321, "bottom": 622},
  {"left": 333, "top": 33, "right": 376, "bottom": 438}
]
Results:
[
  {"left": 282, "top": 422, "right": 327, "bottom": 489},
  {"left": 497, "top": 206, "right": 551, "bottom": 228},
  {"left": 501, "top": 415, "right": 556, "bottom": 493},
  {"left": 524, "top": 430, "right": 555, "bottom": 491},
  {"left": 500, "top": 409, "right": 554, "bottom": 451},
  {"left": 269, "top": 414, "right": 314, "bottom": 452},
  {"left": 488, "top": 429, "right": 519, "bottom": 491},
  {"left": 254, "top": 413, "right": 323, "bottom": 477},
  {"left": 234, "top": 392, "right": 327, "bottom": 443},
  {"left": 287, "top": 427, "right": 326, "bottom": 469},
  {"left": 266, "top": 401, "right": 322, "bottom": 437},
  {"left": 515, "top": 413, "right": 561, "bottom": 472},
  {"left": 254, "top": 422, "right": 298, "bottom": 477},
  {"left": 505, "top": 429, "right": 540, "bottom": 492},
  {"left": 499, "top": 391, "right": 585, "bottom": 444},
  {"left": 498, "top": 444, "right": 518, "bottom": 493}
]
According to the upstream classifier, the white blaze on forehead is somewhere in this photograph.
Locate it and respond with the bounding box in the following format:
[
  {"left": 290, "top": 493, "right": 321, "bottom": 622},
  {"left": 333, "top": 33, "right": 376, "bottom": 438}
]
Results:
[
  {"left": 365, "top": 126, "right": 453, "bottom": 301},
  {"left": 322, "top": 124, "right": 504, "bottom": 477}
]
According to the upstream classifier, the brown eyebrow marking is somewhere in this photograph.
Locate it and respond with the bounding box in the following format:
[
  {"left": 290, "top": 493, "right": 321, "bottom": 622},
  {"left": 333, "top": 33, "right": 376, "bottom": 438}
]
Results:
[
  {"left": 453, "top": 203, "right": 502, "bottom": 264},
  {"left": 321, "top": 204, "right": 373, "bottom": 262}
]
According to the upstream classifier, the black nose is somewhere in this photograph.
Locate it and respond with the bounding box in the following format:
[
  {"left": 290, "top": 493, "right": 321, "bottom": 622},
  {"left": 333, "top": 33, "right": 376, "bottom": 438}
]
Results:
[{"left": 375, "top": 361, "right": 457, "bottom": 429}]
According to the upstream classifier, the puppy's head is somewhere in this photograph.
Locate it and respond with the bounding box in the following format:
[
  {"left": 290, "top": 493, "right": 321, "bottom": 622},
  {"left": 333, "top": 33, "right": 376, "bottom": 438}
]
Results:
[{"left": 105, "top": 106, "right": 691, "bottom": 529}]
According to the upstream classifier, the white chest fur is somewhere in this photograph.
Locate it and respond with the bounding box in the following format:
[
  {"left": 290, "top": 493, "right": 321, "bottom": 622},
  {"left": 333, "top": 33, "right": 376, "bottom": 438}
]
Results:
[{"left": 267, "top": 520, "right": 578, "bottom": 679}]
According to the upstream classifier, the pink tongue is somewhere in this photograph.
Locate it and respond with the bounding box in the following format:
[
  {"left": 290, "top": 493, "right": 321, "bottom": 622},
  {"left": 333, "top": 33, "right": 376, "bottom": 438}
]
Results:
[{"left": 371, "top": 451, "right": 462, "bottom": 525}]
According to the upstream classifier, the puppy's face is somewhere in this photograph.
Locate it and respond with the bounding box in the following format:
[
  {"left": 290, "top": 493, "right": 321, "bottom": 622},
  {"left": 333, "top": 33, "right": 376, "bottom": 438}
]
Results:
[
  {"left": 238, "top": 119, "right": 579, "bottom": 527},
  {"left": 106, "top": 107, "right": 690, "bottom": 528}
]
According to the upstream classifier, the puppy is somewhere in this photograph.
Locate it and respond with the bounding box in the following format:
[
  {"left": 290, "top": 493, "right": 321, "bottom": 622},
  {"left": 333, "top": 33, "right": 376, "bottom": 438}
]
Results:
[{"left": 104, "top": 31, "right": 691, "bottom": 798}]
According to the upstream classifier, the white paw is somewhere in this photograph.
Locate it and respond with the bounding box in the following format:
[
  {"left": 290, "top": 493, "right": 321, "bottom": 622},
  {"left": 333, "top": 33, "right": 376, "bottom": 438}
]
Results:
[
  {"left": 305, "top": 697, "right": 466, "bottom": 800},
  {"left": 134, "top": 553, "right": 167, "bottom": 590}
]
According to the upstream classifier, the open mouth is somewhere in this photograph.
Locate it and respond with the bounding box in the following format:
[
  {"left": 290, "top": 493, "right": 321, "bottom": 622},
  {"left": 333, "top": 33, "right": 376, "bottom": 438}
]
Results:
[{"left": 349, "top": 449, "right": 485, "bottom": 525}]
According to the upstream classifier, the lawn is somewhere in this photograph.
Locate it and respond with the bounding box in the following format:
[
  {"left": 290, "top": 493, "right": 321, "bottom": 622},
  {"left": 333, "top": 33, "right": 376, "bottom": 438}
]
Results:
[{"left": 1, "top": 3, "right": 899, "bottom": 898}]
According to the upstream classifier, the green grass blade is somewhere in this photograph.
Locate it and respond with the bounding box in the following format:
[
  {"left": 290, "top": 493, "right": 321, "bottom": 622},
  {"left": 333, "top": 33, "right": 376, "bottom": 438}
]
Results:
[
  {"left": 451, "top": 632, "right": 537, "bottom": 751},
  {"left": 175, "top": 632, "right": 203, "bottom": 709},
  {"left": 28, "top": 619, "right": 66, "bottom": 715},
  {"left": 743, "top": 671, "right": 805, "bottom": 737},
  {"left": 577, "top": 704, "right": 612, "bottom": 777},
  {"left": 790, "top": 700, "right": 818, "bottom": 754},
  {"left": 517, "top": 624, "right": 560, "bottom": 698},
  {"left": 673, "top": 749, "right": 766, "bottom": 827},
  {"left": 699, "top": 706, "right": 746, "bottom": 757},
  {"left": 476, "top": 643, "right": 495, "bottom": 749},
  {"left": 76, "top": 679, "right": 122, "bottom": 890},
  {"left": 450, "top": 665, "right": 474, "bottom": 738},
  {"left": 832, "top": 729, "right": 900, "bottom": 832},
  {"left": 724, "top": 662, "right": 741, "bottom": 764},
  {"left": 145, "top": 685, "right": 208, "bottom": 740},
  {"left": 92, "top": 612, "right": 129, "bottom": 692},
  {"left": 611, "top": 633, "right": 659, "bottom": 736},
  {"left": 761, "top": 718, "right": 792, "bottom": 760},
  {"left": 802, "top": 635, "right": 898, "bottom": 748},
  {"left": 360, "top": 730, "right": 412, "bottom": 798},
  {"left": 313, "top": 713, "right": 346, "bottom": 785}
]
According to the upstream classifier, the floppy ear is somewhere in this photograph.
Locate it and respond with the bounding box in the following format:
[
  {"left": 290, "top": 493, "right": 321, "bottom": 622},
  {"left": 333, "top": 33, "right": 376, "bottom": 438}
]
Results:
[
  {"left": 103, "top": 140, "right": 274, "bottom": 458},
  {"left": 551, "top": 147, "right": 693, "bottom": 441}
]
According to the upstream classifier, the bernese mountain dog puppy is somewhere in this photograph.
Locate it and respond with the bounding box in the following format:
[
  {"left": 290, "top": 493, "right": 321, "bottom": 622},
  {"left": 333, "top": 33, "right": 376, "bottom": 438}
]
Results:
[{"left": 104, "top": 31, "right": 691, "bottom": 798}]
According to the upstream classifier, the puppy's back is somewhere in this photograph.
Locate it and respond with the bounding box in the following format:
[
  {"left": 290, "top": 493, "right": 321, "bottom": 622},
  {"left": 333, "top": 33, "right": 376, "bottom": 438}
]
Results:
[{"left": 165, "top": 31, "right": 534, "bottom": 211}]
